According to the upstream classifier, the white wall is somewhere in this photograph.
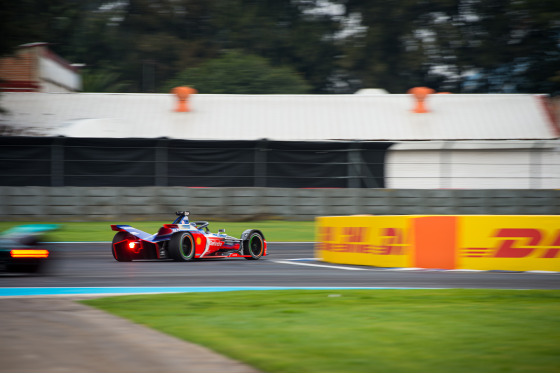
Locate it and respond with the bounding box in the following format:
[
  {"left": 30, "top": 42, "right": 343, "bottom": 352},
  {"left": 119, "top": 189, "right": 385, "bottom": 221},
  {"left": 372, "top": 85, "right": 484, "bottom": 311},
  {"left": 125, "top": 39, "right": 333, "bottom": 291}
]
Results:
[
  {"left": 386, "top": 141, "right": 560, "bottom": 189},
  {"left": 39, "top": 56, "right": 81, "bottom": 92}
]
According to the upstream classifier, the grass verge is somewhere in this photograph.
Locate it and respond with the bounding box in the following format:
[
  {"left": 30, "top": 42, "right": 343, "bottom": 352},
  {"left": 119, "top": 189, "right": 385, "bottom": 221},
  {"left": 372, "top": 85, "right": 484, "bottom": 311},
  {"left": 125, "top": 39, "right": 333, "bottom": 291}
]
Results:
[
  {"left": 82, "top": 289, "right": 560, "bottom": 373},
  {"left": 0, "top": 220, "right": 316, "bottom": 242}
]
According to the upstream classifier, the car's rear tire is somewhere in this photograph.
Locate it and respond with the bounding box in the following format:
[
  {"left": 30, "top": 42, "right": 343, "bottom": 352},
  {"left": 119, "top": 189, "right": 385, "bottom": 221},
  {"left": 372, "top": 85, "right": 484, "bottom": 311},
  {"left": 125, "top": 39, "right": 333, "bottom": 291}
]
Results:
[
  {"left": 169, "top": 231, "right": 196, "bottom": 261},
  {"left": 243, "top": 231, "right": 264, "bottom": 260},
  {"left": 112, "top": 232, "right": 133, "bottom": 262}
]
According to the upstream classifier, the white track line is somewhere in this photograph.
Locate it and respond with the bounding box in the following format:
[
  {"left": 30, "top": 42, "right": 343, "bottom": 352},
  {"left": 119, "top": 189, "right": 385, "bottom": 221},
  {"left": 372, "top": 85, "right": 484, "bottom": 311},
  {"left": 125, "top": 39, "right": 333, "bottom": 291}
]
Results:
[
  {"left": 273, "top": 259, "right": 560, "bottom": 274},
  {"left": 273, "top": 260, "right": 368, "bottom": 271}
]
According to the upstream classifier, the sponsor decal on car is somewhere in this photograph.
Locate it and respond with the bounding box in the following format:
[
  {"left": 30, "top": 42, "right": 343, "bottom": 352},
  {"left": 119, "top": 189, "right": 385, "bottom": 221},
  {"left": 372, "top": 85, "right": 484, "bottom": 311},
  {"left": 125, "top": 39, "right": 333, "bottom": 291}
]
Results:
[{"left": 208, "top": 238, "right": 223, "bottom": 247}]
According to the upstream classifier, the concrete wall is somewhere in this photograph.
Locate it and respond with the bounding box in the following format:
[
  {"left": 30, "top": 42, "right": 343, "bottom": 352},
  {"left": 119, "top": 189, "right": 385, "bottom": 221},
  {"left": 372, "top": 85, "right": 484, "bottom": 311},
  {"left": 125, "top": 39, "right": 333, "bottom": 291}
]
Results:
[{"left": 0, "top": 187, "right": 558, "bottom": 222}]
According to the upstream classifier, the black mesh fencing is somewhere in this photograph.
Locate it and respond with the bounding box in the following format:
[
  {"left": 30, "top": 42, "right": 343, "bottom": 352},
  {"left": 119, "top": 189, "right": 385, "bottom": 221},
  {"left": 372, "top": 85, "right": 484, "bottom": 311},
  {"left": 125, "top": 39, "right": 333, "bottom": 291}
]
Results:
[{"left": 0, "top": 137, "right": 392, "bottom": 188}]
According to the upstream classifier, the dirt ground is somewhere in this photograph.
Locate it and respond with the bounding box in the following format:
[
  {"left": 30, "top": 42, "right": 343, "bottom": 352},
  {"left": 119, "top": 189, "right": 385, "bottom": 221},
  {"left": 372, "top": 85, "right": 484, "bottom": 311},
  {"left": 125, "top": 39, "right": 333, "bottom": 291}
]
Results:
[{"left": 0, "top": 297, "right": 258, "bottom": 373}]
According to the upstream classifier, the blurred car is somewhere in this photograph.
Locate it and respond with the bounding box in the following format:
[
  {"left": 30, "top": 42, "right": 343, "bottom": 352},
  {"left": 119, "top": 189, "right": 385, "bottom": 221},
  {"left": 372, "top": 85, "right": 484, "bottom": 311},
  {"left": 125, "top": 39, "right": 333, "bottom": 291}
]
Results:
[
  {"left": 111, "top": 211, "right": 266, "bottom": 262},
  {"left": 0, "top": 224, "right": 58, "bottom": 273}
]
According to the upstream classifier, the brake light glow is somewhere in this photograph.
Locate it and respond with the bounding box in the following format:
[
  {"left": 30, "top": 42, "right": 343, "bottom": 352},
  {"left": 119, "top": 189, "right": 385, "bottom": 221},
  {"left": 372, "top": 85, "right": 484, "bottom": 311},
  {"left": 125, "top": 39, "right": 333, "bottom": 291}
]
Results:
[
  {"left": 126, "top": 241, "right": 142, "bottom": 253},
  {"left": 10, "top": 249, "right": 49, "bottom": 258}
]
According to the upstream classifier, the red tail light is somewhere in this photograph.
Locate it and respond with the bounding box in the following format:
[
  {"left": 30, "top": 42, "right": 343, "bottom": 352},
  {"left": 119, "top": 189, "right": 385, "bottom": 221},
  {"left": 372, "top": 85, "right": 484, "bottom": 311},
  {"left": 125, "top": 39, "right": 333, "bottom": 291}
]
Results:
[
  {"left": 126, "top": 241, "right": 142, "bottom": 253},
  {"left": 10, "top": 249, "right": 49, "bottom": 258}
]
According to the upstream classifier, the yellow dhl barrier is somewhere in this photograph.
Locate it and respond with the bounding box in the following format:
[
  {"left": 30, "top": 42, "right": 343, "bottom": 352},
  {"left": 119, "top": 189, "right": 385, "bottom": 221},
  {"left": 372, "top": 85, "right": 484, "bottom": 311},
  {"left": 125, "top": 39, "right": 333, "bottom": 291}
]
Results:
[
  {"left": 315, "top": 215, "right": 560, "bottom": 272},
  {"left": 316, "top": 215, "right": 413, "bottom": 268},
  {"left": 459, "top": 215, "right": 560, "bottom": 272}
]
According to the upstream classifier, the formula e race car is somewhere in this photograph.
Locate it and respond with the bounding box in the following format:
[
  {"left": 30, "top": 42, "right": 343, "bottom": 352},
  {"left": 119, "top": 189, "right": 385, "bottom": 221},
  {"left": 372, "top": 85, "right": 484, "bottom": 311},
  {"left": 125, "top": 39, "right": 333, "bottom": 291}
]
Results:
[
  {"left": 0, "top": 224, "right": 58, "bottom": 273},
  {"left": 110, "top": 211, "right": 266, "bottom": 262}
]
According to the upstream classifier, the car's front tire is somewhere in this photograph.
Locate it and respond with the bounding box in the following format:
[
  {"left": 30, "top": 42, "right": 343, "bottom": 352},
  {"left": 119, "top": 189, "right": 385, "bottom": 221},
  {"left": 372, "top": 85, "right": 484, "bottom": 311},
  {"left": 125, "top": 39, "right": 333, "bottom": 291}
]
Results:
[
  {"left": 169, "top": 231, "right": 196, "bottom": 261},
  {"left": 243, "top": 231, "right": 265, "bottom": 260}
]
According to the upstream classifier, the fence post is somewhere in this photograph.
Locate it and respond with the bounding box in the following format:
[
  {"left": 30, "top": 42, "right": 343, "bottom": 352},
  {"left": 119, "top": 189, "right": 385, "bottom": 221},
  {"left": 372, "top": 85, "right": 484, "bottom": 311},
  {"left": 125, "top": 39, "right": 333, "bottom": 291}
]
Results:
[
  {"left": 50, "top": 137, "right": 64, "bottom": 187},
  {"left": 530, "top": 142, "right": 541, "bottom": 189},
  {"left": 254, "top": 139, "right": 268, "bottom": 187},
  {"left": 347, "top": 143, "right": 361, "bottom": 188},
  {"left": 348, "top": 142, "right": 380, "bottom": 188},
  {"left": 440, "top": 142, "right": 452, "bottom": 189},
  {"left": 155, "top": 139, "right": 168, "bottom": 186}
]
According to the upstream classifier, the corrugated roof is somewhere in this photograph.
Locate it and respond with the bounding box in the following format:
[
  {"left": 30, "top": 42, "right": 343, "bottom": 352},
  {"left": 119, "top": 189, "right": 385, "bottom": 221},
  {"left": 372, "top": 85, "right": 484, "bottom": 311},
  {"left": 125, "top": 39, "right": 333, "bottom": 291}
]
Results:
[{"left": 1, "top": 92, "right": 557, "bottom": 140}]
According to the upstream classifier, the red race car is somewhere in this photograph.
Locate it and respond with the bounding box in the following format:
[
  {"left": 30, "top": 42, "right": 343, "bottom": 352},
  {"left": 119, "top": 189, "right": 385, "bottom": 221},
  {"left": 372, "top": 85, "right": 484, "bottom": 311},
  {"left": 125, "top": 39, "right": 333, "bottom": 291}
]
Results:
[{"left": 111, "top": 211, "right": 266, "bottom": 262}]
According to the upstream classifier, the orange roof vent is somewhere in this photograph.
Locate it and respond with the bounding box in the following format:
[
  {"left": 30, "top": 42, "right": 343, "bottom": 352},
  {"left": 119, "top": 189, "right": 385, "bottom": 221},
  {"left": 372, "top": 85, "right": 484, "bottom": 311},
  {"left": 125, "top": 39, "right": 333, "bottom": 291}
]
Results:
[
  {"left": 408, "top": 86, "right": 435, "bottom": 113},
  {"left": 172, "top": 86, "right": 197, "bottom": 112}
]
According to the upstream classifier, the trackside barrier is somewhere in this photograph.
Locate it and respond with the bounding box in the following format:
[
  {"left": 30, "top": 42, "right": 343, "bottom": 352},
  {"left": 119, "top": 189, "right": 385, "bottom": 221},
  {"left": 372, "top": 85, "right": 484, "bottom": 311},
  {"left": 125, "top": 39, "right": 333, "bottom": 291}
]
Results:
[
  {"left": 315, "top": 215, "right": 560, "bottom": 272},
  {"left": 1, "top": 187, "right": 558, "bottom": 221}
]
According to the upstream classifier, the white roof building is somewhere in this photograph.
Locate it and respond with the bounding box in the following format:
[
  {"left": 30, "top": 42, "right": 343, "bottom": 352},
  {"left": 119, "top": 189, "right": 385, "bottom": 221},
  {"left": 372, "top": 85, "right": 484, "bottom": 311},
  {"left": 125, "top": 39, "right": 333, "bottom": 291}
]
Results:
[
  {"left": 0, "top": 91, "right": 557, "bottom": 141},
  {"left": 2, "top": 91, "right": 559, "bottom": 189}
]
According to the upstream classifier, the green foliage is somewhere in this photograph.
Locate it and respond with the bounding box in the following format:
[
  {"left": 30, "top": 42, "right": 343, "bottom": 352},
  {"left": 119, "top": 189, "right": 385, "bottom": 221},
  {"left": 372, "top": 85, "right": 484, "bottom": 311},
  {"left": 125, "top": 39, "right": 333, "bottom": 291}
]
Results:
[
  {"left": 467, "top": 0, "right": 560, "bottom": 94},
  {"left": 0, "top": 0, "right": 88, "bottom": 57},
  {"left": 81, "top": 69, "right": 131, "bottom": 93},
  {"left": 84, "top": 289, "right": 560, "bottom": 372},
  {"left": 1, "top": 0, "right": 558, "bottom": 95},
  {"left": 164, "top": 50, "right": 311, "bottom": 94},
  {"left": 338, "top": 0, "right": 560, "bottom": 94}
]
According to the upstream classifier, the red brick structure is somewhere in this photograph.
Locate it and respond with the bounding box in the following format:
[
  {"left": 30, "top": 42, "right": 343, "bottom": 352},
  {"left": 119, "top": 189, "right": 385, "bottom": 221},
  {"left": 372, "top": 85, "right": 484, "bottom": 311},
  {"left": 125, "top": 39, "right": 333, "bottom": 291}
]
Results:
[{"left": 0, "top": 42, "right": 81, "bottom": 92}]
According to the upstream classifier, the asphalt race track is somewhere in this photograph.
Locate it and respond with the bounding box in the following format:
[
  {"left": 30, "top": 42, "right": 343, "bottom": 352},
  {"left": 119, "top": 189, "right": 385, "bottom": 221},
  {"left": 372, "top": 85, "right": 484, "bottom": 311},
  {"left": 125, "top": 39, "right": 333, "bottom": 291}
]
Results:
[{"left": 1, "top": 242, "right": 558, "bottom": 291}]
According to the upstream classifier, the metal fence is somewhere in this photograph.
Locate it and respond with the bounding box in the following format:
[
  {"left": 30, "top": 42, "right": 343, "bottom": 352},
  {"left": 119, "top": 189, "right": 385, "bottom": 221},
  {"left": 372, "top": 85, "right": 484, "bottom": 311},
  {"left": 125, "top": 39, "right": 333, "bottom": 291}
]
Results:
[
  {"left": 0, "top": 137, "right": 390, "bottom": 188},
  {"left": 1, "top": 136, "right": 559, "bottom": 221},
  {"left": 2, "top": 137, "right": 559, "bottom": 190}
]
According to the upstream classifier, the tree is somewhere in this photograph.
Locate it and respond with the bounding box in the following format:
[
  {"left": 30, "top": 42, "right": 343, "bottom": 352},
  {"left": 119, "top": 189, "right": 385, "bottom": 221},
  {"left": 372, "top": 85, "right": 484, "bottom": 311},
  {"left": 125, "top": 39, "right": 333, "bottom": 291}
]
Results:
[
  {"left": 110, "top": 0, "right": 341, "bottom": 93},
  {"left": 163, "top": 50, "right": 311, "bottom": 94},
  {"left": 2, "top": 0, "right": 557, "bottom": 96},
  {"left": 207, "top": 0, "right": 342, "bottom": 93},
  {"left": 334, "top": 0, "right": 444, "bottom": 93},
  {"left": 81, "top": 68, "right": 132, "bottom": 92},
  {"left": 0, "top": 0, "right": 107, "bottom": 59},
  {"left": 334, "top": 0, "right": 560, "bottom": 95},
  {"left": 465, "top": 0, "right": 560, "bottom": 94}
]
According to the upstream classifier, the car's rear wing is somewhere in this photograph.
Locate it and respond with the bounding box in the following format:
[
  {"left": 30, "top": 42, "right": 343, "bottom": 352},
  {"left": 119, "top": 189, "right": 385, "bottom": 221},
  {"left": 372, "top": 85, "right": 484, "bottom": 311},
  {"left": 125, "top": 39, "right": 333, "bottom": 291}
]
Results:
[{"left": 111, "top": 225, "right": 154, "bottom": 241}]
